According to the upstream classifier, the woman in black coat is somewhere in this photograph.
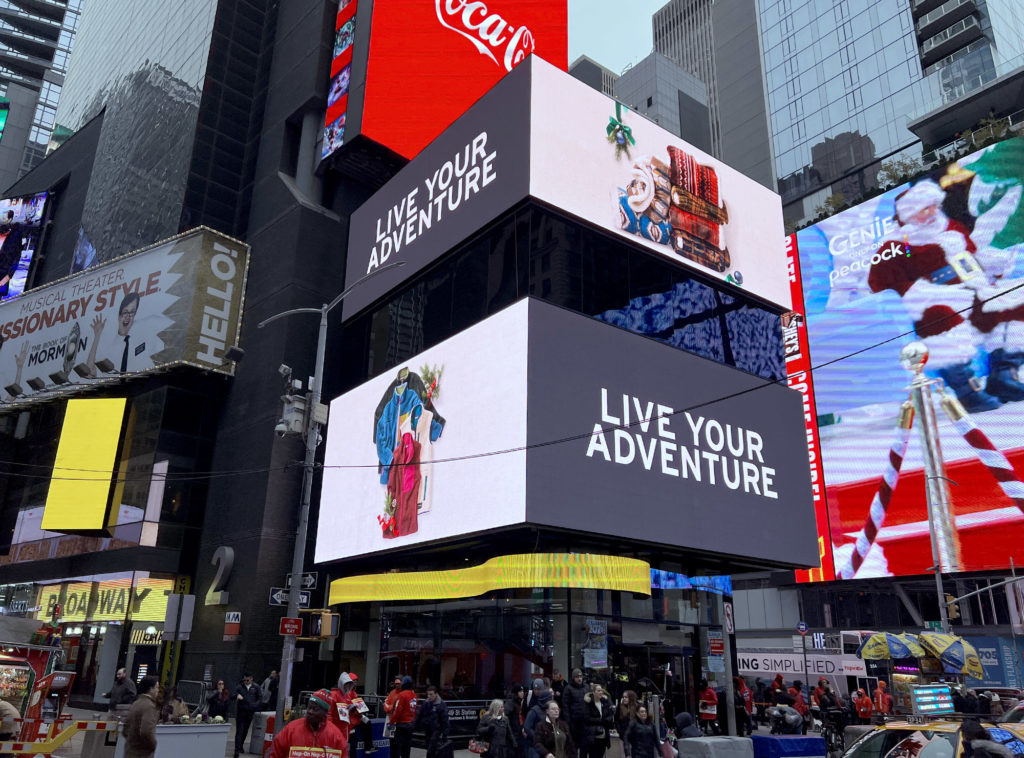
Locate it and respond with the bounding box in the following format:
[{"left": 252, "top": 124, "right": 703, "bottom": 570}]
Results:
[
  {"left": 479, "top": 699, "right": 518, "bottom": 758},
  {"left": 583, "top": 686, "right": 614, "bottom": 758},
  {"left": 207, "top": 679, "right": 232, "bottom": 719},
  {"left": 624, "top": 705, "right": 661, "bottom": 758},
  {"left": 534, "top": 701, "right": 577, "bottom": 758},
  {"left": 505, "top": 684, "right": 527, "bottom": 758}
]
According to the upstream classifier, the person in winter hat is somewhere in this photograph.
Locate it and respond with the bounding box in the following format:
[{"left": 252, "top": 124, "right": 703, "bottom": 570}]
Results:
[
  {"left": 963, "top": 719, "right": 1014, "bottom": 758},
  {"left": 868, "top": 177, "right": 1024, "bottom": 412},
  {"left": 560, "top": 670, "right": 588, "bottom": 751},
  {"left": 331, "top": 672, "right": 376, "bottom": 755},
  {"left": 270, "top": 689, "right": 346, "bottom": 758},
  {"left": 391, "top": 677, "right": 419, "bottom": 758}
]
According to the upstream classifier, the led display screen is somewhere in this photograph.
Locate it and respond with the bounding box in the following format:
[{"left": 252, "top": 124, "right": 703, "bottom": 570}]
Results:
[
  {"left": 322, "top": 0, "right": 357, "bottom": 160},
  {"left": 0, "top": 99, "right": 10, "bottom": 143},
  {"left": 793, "top": 135, "right": 1024, "bottom": 579},
  {"left": 354, "top": 0, "right": 567, "bottom": 160},
  {"left": 0, "top": 192, "right": 47, "bottom": 303}
]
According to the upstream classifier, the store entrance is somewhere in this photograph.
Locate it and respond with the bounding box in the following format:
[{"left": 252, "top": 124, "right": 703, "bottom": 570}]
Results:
[{"left": 606, "top": 627, "right": 697, "bottom": 725}]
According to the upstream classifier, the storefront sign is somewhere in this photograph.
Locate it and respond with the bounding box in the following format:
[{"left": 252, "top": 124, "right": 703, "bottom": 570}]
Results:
[
  {"left": 0, "top": 228, "right": 249, "bottom": 405},
  {"left": 318, "top": 299, "right": 816, "bottom": 567},
  {"left": 709, "top": 630, "right": 725, "bottom": 656},
  {"left": 35, "top": 577, "right": 173, "bottom": 623},
  {"left": 736, "top": 650, "right": 844, "bottom": 677}
]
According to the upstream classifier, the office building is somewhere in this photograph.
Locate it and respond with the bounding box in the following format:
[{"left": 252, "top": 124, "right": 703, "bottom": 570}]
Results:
[
  {"left": 760, "top": 0, "right": 1024, "bottom": 227},
  {"left": 0, "top": 0, "right": 81, "bottom": 190},
  {"left": 569, "top": 54, "right": 618, "bottom": 95}
]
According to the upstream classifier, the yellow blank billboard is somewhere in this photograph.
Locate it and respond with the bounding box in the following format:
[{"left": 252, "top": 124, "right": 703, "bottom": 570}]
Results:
[{"left": 41, "top": 398, "right": 127, "bottom": 534}]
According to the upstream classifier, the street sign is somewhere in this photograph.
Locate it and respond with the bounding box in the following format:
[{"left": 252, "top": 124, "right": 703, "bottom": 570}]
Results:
[
  {"left": 286, "top": 572, "right": 318, "bottom": 590},
  {"left": 223, "top": 611, "right": 241, "bottom": 641},
  {"left": 926, "top": 620, "right": 943, "bottom": 631},
  {"left": 797, "top": 621, "right": 809, "bottom": 635},
  {"left": 723, "top": 602, "right": 734, "bottom": 634},
  {"left": 279, "top": 617, "right": 303, "bottom": 636},
  {"left": 268, "top": 587, "right": 311, "bottom": 608}
]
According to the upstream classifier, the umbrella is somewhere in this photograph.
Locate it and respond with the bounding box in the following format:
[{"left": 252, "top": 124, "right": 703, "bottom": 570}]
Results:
[
  {"left": 917, "top": 632, "right": 985, "bottom": 679},
  {"left": 856, "top": 632, "right": 928, "bottom": 660}
]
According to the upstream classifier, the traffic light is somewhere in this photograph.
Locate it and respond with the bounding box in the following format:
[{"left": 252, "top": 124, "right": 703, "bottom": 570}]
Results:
[
  {"left": 298, "top": 609, "right": 340, "bottom": 641},
  {"left": 945, "top": 593, "right": 961, "bottom": 620}
]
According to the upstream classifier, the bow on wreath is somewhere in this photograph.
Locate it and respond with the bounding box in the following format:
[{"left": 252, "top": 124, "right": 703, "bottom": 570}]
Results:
[{"left": 607, "top": 102, "right": 636, "bottom": 159}]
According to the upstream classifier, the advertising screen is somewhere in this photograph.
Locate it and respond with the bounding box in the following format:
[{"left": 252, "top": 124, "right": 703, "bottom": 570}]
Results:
[
  {"left": 793, "top": 135, "right": 1024, "bottom": 579},
  {"left": 530, "top": 59, "right": 791, "bottom": 309},
  {"left": 357, "top": 0, "right": 567, "bottom": 160},
  {"left": 0, "top": 227, "right": 249, "bottom": 404},
  {"left": 322, "top": 0, "right": 357, "bottom": 160},
  {"left": 0, "top": 192, "right": 47, "bottom": 303},
  {"left": 318, "top": 299, "right": 818, "bottom": 567}
]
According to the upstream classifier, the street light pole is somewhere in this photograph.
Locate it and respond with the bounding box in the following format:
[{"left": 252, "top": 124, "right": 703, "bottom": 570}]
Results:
[{"left": 258, "top": 262, "right": 404, "bottom": 732}]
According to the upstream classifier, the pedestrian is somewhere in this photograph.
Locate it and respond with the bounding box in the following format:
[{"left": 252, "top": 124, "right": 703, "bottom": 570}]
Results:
[
  {"left": 770, "top": 674, "right": 785, "bottom": 701},
  {"left": 855, "top": 689, "right": 873, "bottom": 725},
  {"left": 261, "top": 670, "right": 279, "bottom": 708},
  {"left": 478, "top": 698, "right": 518, "bottom": 758},
  {"left": 698, "top": 679, "right": 719, "bottom": 735},
  {"left": 977, "top": 691, "right": 992, "bottom": 717},
  {"left": 623, "top": 705, "right": 659, "bottom": 758},
  {"left": 552, "top": 671, "right": 567, "bottom": 707},
  {"left": 988, "top": 692, "right": 1004, "bottom": 719},
  {"left": 207, "top": 679, "right": 231, "bottom": 719},
  {"left": 674, "top": 712, "right": 702, "bottom": 739},
  {"left": 562, "top": 670, "right": 588, "bottom": 751},
  {"left": 788, "top": 681, "right": 809, "bottom": 733},
  {"left": 872, "top": 681, "right": 892, "bottom": 717},
  {"left": 953, "top": 687, "right": 967, "bottom": 714},
  {"left": 527, "top": 678, "right": 547, "bottom": 712},
  {"left": 234, "top": 671, "right": 263, "bottom": 758},
  {"left": 331, "top": 672, "right": 376, "bottom": 755},
  {"left": 534, "top": 700, "right": 577, "bottom": 758},
  {"left": 962, "top": 719, "right": 1014, "bottom": 758},
  {"left": 103, "top": 667, "right": 137, "bottom": 711},
  {"left": 583, "top": 684, "right": 613, "bottom": 758},
  {"left": 414, "top": 684, "right": 449, "bottom": 758},
  {"left": 735, "top": 677, "right": 753, "bottom": 736},
  {"left": 616, "top": 690, "right": 638, "bottom": 758},
  {"left": 384, "top": 676, "right": 404, "bottom": 726},
  {"left": 505, "top": 684, "right": 527, "bottom": 758},
  {"left": 754, "top": 678, "right": 768, "bottom": 725},
  {"left": 123, "top": 675, "right": 160, "bottom": 758},
  {"left": 966, "top": 689, "right": 980, "bottom": 716},
  {"left": 270, "top": 688, "right": 346, "bottom": 758},
  {"left": 525, "top": 689, "right": 554, "bottom": 758},
  {"left": 391, "top": 676, "right": 418, "bottom": 758}
]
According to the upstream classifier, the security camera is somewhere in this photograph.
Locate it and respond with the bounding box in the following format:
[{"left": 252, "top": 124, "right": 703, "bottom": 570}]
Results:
[
  {"left": 278, "top": 364, "right": 292, "bottom": 379},
  {"left": 275, "top": 420, "right": 289, "bottom": 438}
]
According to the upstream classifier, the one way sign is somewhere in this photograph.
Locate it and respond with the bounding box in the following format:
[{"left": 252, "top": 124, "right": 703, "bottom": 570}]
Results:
[{"left": 268, "top": 587, "right": 311, "bottom": 608}]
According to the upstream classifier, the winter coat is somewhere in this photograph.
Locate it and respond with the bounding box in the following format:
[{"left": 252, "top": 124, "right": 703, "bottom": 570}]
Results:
[
  {"left": 235, "top": 682, "right": 263, "bottom": 715},
  {"left": 123, "top": 693, "right": 160, "bottom": 758},
  {"left": 562, "top": 683, "right": 588, "bottom": 727},
  {"left": 393, "top": 678, "right": 419, "bottom": 725},
  {"left": 414, "top": 697, "right": 449, "bottom": 737},
  {"left": 524, "top": 693, "right": 553, "bottom": 743},
  {"left": 270, "top": 717, "right": 346, "bottom": 758},
  {"left": 583, "top": 693, "right": 613, "bottom": 748},
  {"left": 624, "top": 719, "right": 660, "bottom": 758},
  {"left": 106, "top": 677, "right": 137, "bottom": 708},
  {"left": 674, "top": 713, "right": 702, "bottom": 739},
  {"left": 207, "top": 691, "right": 231, "bottom": 719},
  {"left": 535, "top": 717, "right": 577, "bottom": 758},
  {"left": 504, "top": 697, "right": 525, "bottom": 742},
  {"left": 478, "top": 714, "right": 517, "bottom": 758}
]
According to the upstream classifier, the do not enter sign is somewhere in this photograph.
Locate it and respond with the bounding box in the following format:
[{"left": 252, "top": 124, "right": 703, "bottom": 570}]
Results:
[{"left": 279, "top": 617, "right": 302, "bottom": 636}]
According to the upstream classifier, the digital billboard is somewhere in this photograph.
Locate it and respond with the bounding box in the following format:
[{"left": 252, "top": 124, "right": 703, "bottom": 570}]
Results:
[
  {"left": 0, "top": 192, "right": 48, "bottom": 303},
  {"left": 322, "top": 0, "right": 357, "bottom": 160},
  {"left": 342, "top": 59, "right": 791, "bottom": 320},
  {"left": 793, "top": 135, "right": 1024, "bottom": 579},
  {"left": 317, "top": 299, "right": 817, "bottom": 567},
  {"left": 333, "top": 0, "right": 567, "bottom": 162},
  {"left": 0, "top": 227, "right": 249, "bottom": 404}
]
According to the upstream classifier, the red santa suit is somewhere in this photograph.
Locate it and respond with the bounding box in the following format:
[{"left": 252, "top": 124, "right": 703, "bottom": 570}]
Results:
[{"left": 868, "top": 179, "right": 1024, "bottom": 409}]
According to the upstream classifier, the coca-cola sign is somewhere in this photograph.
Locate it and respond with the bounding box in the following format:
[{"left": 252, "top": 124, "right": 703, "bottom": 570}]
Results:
[{"left": 435, "top": 0, "right": 535, "bottom": 71}]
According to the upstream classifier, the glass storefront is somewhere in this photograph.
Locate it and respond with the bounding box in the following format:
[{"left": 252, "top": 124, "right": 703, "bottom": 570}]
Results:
[{"left": 370, "top": 584, "right": 727, "bottom": 724}]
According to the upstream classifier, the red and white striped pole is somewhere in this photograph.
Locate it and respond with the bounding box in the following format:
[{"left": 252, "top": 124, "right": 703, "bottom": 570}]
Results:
[
  {"left": 942, "top": 393, "right": 1024, "bottom": 512},
  {"left": 837, "top": 401, "right": 915, "bottom": 579}
]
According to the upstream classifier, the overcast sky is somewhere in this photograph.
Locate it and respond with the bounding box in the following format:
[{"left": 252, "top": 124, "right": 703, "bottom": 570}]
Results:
[{"left": 567, "top": 0, "right": 668, "bottom": 75}]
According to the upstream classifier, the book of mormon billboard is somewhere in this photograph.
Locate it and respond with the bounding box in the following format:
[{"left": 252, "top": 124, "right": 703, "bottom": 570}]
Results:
[
  {"left": 342, "top": 57, "right": 791, "bottom": 319},
  {"left": 316, "top": 299, "right": 817, "bottom": 568}
]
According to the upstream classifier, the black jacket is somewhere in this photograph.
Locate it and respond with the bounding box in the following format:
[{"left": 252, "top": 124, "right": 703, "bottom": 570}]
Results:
[
  {"left": 478, "top": 714, "right": 517, "bottom": 758},
  {"left": 234, "top": 682, "right": 262, "bottom": 714},
  {"left": 624, "top": 719, "right": 660, "bottom": 758},
  {"left": 562, "top": 683, "right": 588, "bottom": 726},
  {"left": 414, "top": 697, "right": 449, "bottom": 736},
  {"left": 208, "top": 692, "right": 232, "bottom": 719},
  {"left": 534, "top": 718, "right": 577, "bottom": 758},
  {"left": 674, "top": 713, "right": 702, "bottom": 739},
  {"left": 105, "top": 677, "right": 137, "bottom": 707},
  {"left": 504, "top": 698, "right": 524, "bottom": 742},
  {"left": 583, "top": 694, "right": 613, "bottom": 747},
  {"left": 524, "top": 695, "right": 552, "bottom": 743}
]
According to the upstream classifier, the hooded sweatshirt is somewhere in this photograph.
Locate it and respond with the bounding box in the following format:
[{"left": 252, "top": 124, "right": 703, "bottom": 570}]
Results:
[
  {"left": 524, "top": 691, "right": 553, "bottom": 743},
  {"left": 330, "top": 673, "right": 363, "bottom": 737}
]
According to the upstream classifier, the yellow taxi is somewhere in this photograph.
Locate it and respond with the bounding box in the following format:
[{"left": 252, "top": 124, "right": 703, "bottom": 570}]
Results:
[{"left": 844, "top": 720, "right": 1024, "bottom": 758}]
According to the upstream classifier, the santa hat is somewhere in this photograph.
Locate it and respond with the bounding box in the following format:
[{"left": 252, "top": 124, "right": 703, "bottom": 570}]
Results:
[{"left": 895, "top": 180, "right": 945, "bottom": 221}]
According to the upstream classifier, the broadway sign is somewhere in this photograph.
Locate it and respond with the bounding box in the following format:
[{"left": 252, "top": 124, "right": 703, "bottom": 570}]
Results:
[{"left": 0, "top": 227, "right": 249, "bottom": 404}]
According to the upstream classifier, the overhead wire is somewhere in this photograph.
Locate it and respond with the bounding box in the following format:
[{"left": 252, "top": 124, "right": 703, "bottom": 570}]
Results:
[{"left": 1, "top": 278, "right": 1021, "bottom": 483}]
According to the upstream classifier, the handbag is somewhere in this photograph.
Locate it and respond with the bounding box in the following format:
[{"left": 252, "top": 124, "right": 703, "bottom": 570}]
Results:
[
  {"left": 660, "top": 742, "right": 678, "bottom": 758},
  {"left": 468, "top": 739, "right": 490, "bottom": 754}
]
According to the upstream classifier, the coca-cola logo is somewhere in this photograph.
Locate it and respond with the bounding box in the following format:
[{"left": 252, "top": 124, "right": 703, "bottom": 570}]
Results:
[{"left": 435, "top": 0, "right": 535, "bottom": 72}]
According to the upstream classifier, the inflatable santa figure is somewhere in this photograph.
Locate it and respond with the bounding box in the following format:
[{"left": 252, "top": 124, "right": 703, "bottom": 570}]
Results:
[{"left": 868, "top": 177, "right": 1024, "bottom": 413}]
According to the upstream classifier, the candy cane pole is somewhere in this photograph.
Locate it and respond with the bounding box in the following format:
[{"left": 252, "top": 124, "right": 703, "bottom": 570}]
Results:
[
  {"left": 942, "top": 393, "right": 1024, "bottom": 512},
  {"left": 837, "top": 401, "right": 915, "bottom": 580}
]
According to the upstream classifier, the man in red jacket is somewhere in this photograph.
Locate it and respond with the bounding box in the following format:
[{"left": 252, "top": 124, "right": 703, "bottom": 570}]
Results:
[
  {"left": 391, "top": 676, "right": 418, "bottom": 758},
  {"left": 271, "top": 689, "right": 346, "bottom": 758}
]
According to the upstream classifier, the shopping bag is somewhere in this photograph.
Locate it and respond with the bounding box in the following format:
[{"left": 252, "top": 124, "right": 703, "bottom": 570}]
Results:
[
  {"left": 468, "top": 740, "right": 490, "bottom": 755},
  {"left": 660, "top": 741, "right": 678, "bottom": 758}
]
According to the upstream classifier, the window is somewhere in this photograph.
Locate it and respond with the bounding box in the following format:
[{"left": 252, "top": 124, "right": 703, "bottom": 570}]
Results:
[
  {"left": 647, "top": 96, "right": 653, "bottom": 107},
  {"left": 848, "top": 730, "right": 956, "bottom": 758}
]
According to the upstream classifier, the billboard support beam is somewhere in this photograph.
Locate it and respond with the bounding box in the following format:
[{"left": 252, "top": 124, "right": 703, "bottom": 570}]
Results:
[{"left": 257, "top": 261, "right": 405, "bottom": 733}]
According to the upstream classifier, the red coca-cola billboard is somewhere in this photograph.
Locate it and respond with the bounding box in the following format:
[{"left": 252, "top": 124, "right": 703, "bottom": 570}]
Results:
[{"left": 339, "top": 0, "right": 567, "bottom": 161}]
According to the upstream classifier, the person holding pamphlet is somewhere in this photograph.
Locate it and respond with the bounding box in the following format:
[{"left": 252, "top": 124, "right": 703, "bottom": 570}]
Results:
[{"left": 270, "top": 689, "right": 346, "bottom": 758}]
